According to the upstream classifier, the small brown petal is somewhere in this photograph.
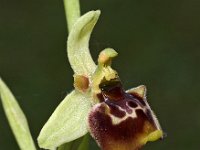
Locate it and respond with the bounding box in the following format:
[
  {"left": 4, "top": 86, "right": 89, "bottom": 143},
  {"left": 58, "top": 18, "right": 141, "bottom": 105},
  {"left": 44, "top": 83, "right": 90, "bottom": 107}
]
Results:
[{"left": 73, "top": 75, "right": 89, "bottom": 93}]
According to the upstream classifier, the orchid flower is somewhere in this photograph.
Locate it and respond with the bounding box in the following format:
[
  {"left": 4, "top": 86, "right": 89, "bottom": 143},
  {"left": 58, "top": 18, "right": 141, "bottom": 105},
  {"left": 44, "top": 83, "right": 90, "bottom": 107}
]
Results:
[{"left": 37, "top": 10, "right": 163, "bottom": 150}]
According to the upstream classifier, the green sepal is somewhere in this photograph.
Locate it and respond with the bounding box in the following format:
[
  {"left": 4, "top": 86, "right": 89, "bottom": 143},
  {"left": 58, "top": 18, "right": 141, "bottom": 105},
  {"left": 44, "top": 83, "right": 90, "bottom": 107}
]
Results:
[
  {"left": 38, "top": 90, "right": 92, "bottom": 149},
  {"left": 0, "top": 78, "right": 36, "bottom": 150}
]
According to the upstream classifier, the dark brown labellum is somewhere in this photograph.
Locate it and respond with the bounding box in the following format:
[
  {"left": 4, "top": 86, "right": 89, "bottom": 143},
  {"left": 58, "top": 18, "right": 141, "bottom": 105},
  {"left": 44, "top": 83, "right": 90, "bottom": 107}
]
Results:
[{"left": 88, "top": 80, "right": 162, "bottom": 150}]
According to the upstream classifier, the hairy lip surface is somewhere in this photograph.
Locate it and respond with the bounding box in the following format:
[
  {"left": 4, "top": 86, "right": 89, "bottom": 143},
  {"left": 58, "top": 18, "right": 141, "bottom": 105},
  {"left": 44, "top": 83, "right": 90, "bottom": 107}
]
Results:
[{"left": 88, "top": 81, "right": 161, "bottom": 150}]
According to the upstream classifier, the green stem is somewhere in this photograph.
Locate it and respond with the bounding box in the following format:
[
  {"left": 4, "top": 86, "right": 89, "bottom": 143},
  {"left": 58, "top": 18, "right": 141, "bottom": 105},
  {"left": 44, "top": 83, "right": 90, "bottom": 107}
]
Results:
[
  {"left": 56, "top": 2, "right": 81, "bottom": 149},
  {"left": 63, "top": 0, "right": 81, "bottom": 32}
]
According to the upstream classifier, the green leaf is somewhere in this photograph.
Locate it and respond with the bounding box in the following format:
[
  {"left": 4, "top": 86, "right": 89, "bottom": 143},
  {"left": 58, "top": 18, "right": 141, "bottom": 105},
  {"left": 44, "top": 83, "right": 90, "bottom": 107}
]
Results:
[
  {"left": 77, "top": 134, "right": 90, "bottom": 150},
  {"left": 58, "top": 134, "right": 89, "bottom": 150},
  {"left": 0, "top": 78, "right": 36, "bottom": 150},
  {"left": 67, "top": 10, "right": 100, "bottom": 76},
  {"left": 57, "top": 142, "right": 72, "bottom": 150},
  {"left": 38, "top": 90, "right": 92, "bottom": 149}
]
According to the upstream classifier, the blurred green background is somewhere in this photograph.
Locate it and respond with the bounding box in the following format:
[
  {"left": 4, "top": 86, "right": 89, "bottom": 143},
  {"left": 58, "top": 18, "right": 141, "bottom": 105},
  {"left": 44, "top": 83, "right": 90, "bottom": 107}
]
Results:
[{"left": 0, "top": 0, "right": 200, "bottom": 149}]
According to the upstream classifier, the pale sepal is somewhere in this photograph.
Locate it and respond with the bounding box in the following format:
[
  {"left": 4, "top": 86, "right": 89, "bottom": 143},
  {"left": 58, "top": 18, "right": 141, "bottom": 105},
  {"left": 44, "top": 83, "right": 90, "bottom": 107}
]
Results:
[
  {"left": 0, "top": 78, "right": 36, "bottom": 150},
  {"left": 37, "top": 90, "right": 92, "bottom": 149},
  {"left": 67, "top": 10, "right": 100, "bottom": 76}
]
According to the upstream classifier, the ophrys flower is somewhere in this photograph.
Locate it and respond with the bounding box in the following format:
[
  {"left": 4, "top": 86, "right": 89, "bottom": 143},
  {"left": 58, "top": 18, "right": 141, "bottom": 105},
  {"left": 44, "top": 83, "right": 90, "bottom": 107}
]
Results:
[{"left": 37, "top": 10, "right": 163, "bottom": 150}]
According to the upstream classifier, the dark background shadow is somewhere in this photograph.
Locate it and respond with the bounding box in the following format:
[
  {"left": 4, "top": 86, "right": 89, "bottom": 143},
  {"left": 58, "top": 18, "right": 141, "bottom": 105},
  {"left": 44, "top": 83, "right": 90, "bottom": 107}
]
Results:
[{"left": 0, "top": 0, "right": 200, "bottom": 149}]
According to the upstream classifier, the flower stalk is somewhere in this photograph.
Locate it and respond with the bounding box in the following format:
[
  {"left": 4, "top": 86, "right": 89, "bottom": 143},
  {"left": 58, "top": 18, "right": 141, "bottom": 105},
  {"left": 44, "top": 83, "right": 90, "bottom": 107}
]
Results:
[{"left": 63, "top": 0, "right": 80, "bottom": 32}]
